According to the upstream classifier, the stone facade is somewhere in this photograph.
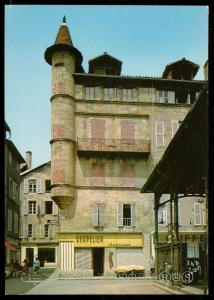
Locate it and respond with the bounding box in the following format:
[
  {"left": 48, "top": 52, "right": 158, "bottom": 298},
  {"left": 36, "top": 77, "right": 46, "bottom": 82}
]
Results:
[
  {"left": 44, "top": 18, "right": 206, "bottom": 276},
  {"left": 20, "top": 162, "right": 59, "bottom": 267}
]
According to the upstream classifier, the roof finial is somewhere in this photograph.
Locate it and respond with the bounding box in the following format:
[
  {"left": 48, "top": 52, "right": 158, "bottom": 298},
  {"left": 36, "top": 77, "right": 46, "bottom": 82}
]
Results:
[{"left": 63, "top": 16, "right": 66, "bottom": 24}]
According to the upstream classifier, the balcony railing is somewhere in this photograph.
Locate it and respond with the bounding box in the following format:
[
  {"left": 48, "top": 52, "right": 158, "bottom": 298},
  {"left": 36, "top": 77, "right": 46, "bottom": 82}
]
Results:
[
  {"left": 77, "top": 138, "right": 150, "bottom": 154},
  {"left": 123, "top": 218, "right": 131, "bottom": 226}
]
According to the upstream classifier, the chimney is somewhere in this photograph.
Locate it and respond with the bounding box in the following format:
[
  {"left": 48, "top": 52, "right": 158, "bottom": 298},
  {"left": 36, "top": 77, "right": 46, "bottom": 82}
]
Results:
[{"left": 26, "top": 151, "right": 32, "bottom": 170}]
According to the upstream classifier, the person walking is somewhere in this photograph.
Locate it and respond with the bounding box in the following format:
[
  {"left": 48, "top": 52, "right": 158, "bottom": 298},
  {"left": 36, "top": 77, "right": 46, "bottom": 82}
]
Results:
[
  {"left": 23, "top": 258, "right": 29, "bottom": 274},
  {"left": 33, "top": 257, "right": 40, "bottom": 274},
  {"left": 150, "top": 256, "right": 155, "bottom": 276}
]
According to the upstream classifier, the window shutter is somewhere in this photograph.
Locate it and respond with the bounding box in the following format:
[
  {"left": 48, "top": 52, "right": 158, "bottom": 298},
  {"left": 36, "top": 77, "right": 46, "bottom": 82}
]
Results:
[
  {"left": 94, "top": 86, "right": 101, "bottom": 100},
  {"left": 202, "top": 203, "right": 206, "bottom": 225},
  {"left": 168, "top": 91, "right": 175, "bottom": 104},
  {"left": 121, "top": 120, "right": 135, "bottom": 140},
  {"left": 23, "top": 201, "right": 28, "bottom": 216},
  {"left": 33, "top": 224, "right": 37, "bottom": 238},
  {"left": 99, "top": 203, "right": 106, "bottom": 227},
  {"left": 171, "top": 120, "right": 179, "bottom": 138},
  {"left": 156, "top": 121, "right": 164, "bottom": 147},
  {"left": 37, "top": 179, "right": 42, "bottom": 193},
  {"left": 121, "top": 163, "right": 135, "bottom": 187},
  {"left": 194, "top": 203, "right": 201, "bottom": 225},
  {"left": 91, "top": 203, "right": 98, "bottom": 227},
  {"left": 40, "top": 201, "right": 45, "bottom": 216},
  {"left": 91, "top": 163, "right": 105, "bottom": 185},
  {"left": 91, "top": 119, "right": 105, "bottom": 139},
  {"left": 117, "top": 203, "right": 123, "bottom": 226},
  {"left": 132, "top": 89, "right": 137, "bottom": 101},
  {"left": 40, "top": 224, "right": 45, "bottom": 238},
  {"left": 131, "top": 203, "right": 136, "bottom": 226},
  {"left": 23, "top": 224, "right": 28, "bottom": 238},
  {"left": 53, "top": 202, "right": 58, "bottom": 215},
  {"left": 24, "top": 179, "right": 28, "bottom": 193}
]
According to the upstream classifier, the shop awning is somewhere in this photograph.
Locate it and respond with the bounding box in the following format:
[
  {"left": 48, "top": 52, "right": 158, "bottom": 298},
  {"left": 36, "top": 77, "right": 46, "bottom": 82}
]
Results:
[{"left": 5, "top": 240, "right": 17, "bottom": 252}]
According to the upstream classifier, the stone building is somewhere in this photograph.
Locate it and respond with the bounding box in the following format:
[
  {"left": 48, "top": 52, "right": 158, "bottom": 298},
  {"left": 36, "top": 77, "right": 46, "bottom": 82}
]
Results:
[
  {"left": 20, "top": 159, "right": 59, "bottom": 267},
  {"left": 44, "top": 17, "right": 206, "bottom": 275},
  {"left": 5, "top": 122, "right": 25, "bottom": 264}
]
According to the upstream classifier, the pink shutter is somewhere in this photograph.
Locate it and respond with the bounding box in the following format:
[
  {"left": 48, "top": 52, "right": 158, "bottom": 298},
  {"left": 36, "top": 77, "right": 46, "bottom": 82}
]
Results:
[
  {"left": 91, "top": 163, "right": 105, "bottom": 185},
  {"left": 53, "top": 124, "right": 65, "bottom": 138},
  {"left": 52, "top": 170, "right": 65, "bottom": 184},
  {"left": 58, "top": 82, "right": 65, "bottom": 93},
  {"left": 91, "top": 119, "right": 105, "bottom": 139},
  {"left": 121, "top": 164, "right": 135, "bottom": 186},
  {"left": 121, "top": 120, "right": 135, "bottom": 140}
]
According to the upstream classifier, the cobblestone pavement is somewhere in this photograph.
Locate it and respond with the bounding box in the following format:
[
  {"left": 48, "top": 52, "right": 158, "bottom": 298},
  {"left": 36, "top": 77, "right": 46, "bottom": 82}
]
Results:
[{"left": 5, "top": 268, "right": 56, "bottom": 295}]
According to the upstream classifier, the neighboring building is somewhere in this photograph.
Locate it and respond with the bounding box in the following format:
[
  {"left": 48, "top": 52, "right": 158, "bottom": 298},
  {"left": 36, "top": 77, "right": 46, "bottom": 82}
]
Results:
[
  {"left": 5, "top": 121, "right": 25, "bottom": 264},
  {"left": 20, "top": 160, "right": 59, "bottom": 267},
  {"left": 44, "top": 17, "right": 206, "bottom": 275},
  {"left": 151, "top": 195, "right": 207, "bottom": 276}
]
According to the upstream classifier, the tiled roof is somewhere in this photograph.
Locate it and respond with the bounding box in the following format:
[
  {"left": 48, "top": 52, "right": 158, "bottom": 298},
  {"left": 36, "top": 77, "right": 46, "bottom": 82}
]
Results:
[{"left": 74, "top": 72, "right": 205, "bottom": 83}]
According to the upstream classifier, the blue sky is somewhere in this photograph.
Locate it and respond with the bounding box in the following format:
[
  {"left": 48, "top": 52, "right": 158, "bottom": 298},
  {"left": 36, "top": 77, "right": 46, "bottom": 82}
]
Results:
[{"left": 5, "top": 5, "right": 208, "bottom": 168}]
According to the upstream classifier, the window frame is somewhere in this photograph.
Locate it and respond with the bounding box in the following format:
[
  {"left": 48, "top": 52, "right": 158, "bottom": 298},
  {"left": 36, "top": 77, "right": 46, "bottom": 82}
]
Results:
[
  {"left": 28, "top": 224, "right": 33, "bottom": 237},
  {"left": 103, "top": 88, "right": 114, "bottom": 101},
  {"left": 28, "top": 200, "right": 37, "bottom": 215},
  {"left": 85, "top": 87, "right": 95, "bottom": 100},
  {"left": 29, "top": 179, "right": 37, "bottom": 193},
  {"left": 45, "top": 201, "right": 53, "bottom": 215}
]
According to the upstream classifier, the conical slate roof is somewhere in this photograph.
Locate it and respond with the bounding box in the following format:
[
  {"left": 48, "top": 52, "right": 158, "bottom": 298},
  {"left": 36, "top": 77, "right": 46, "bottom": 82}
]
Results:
[
  {"left": 44, "top": 16, "right": 83, "bottom": 70},
  {"left": 54, "top": 16, "right": 73, "bottom": 46}
]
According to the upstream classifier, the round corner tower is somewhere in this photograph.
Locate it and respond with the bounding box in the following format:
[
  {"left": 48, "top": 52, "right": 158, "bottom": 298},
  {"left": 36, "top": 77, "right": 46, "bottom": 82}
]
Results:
[{"left": 44, "top": 17, "right": 82, "bottom": 209}]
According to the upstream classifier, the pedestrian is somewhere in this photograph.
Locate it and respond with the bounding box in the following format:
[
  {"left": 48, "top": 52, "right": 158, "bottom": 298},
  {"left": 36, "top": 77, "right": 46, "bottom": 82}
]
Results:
[
  {"left": 23, "top": 257, "right": 29, "bottom": 274},
  {"left": 12, "top": 259, "right": 20, "bottom": 278},
  {"left": 150, "top": 256, "right": 155, "bottom": 276},
  {"left": 33, "top": 257, "right": 40, "bottom": 274}
]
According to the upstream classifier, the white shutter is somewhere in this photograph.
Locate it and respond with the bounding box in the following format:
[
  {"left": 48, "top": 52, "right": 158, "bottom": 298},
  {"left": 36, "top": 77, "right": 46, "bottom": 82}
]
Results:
[
  {"left": 33, "top": 224, "right": 37, "bottom": 238},
  {"left": 37, "top": 179, "right": 43, "bottom": 193},
  {"left": 178, "top": 202, "right": 181, "bottom": 225},
  {"left": 132, "top": 88, "right": 137, "bottom": 101},
  {"left": 171, "top": 120, "right": 179, "bottom": 138},
  {"left": 40, "top": 201, "right": 45, "bottom": 215},
  {"left": 168, "top": 91, "right": 175, "bottom": 104},
  {"left": 194, "top": 203, "right": 201, "bottom": 225},
  {"left": 99, "top": 203, "right": 105, "bottom": 227},
  {"left": 23, "top": 201, "right": 28, "bottom": 216},
  {"left": 40, "top": 224, "right": 45, "bottom": 238},
  {"left": 24, "top": 179, "right": 28, "bottom": 193},
  {"left": 94, "top": 86, "right": 101, "bottom": 100},
  {"left": 156, "top": 121, "right": 164, "bottom": 147},
  {"left": 23, "top": 224, "right": 28, "bottom": 238},
  {"left": 53, "top": 202, "right": 58, "bottom": 215},
  {"left": 91, "top": 203, "right": 98, "bottom": 227},
  {"left": 117, "top": 203, "right": 123, "bottom": 226},
  {"left": 202, "top": 203, "right": 206, "bottom": 225},
  {"left": 131, "top": 203, "right": 136, "bottom": 226}
]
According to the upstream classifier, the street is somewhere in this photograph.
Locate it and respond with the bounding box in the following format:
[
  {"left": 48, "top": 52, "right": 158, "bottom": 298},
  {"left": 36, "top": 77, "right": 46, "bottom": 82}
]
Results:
[{"left": 5, "top": 268, "right": 172, "bottom": 295}]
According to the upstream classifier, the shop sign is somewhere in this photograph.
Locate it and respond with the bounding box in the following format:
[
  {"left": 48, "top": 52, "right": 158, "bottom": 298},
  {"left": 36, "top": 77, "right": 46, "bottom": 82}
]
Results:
[
  {"left": 59, "top": 233, "right": 143, "bottom": 248},
  {"left": 157, "top": 232, "right": 207, "bottom": 243}
]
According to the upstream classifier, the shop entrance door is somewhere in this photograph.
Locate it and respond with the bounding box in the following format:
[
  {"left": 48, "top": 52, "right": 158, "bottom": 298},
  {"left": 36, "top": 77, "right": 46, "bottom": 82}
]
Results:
[
  {"left": 26, "top": 248, "right": 34, "bottom": 267},
  {"left": 93, "top": 248, "right": 104, "bottom": 276}
]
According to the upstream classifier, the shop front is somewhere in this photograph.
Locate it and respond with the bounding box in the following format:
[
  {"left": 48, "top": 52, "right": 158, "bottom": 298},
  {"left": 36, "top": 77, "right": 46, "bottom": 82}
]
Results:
[
  {"left": 59, "top": 232, "right": 144, "bottom": 275},
  {"left": 155, "top": 231, "right": 207, "bottom": 281}
]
